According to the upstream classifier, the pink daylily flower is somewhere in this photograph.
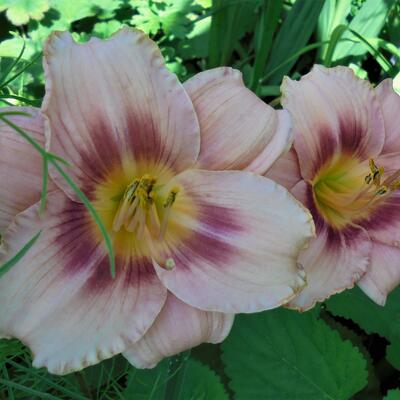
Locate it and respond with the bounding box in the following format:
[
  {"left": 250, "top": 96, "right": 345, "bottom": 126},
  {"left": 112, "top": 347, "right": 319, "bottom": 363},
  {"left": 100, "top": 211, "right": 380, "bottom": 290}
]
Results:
[
  {"left": 268, "top": 65, "right": 400, "bottom": 310},
  {"left": 0, "top": 29, "right": 314, "bottom": 374}
]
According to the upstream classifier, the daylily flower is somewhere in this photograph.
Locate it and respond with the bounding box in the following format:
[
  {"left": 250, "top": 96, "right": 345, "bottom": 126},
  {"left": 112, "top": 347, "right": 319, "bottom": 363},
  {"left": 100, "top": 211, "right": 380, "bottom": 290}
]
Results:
[
  {"left": 268, "top": 65, "right": 400, "bottom": 310},
  {"left": 0, "top": 29, "right": 314, "bottom": 374}
]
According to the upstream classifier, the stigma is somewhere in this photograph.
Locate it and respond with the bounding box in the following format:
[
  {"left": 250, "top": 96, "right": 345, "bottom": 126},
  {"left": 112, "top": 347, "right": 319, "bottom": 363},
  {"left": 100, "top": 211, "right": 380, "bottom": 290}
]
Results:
[{"left": 112, "top": 174, "right": 179, "bottom": 240}]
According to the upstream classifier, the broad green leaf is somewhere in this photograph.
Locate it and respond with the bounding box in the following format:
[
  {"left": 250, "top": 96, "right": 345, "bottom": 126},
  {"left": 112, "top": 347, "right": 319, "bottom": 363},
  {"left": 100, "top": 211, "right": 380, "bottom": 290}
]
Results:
[
  {"left": 50, "top": 0, "right": 104, "bottom": 23},
  {"left": 250, "top": 0, "right": 283, "bottom": 93},
  {"left": 326, "top": 286, "right": 400, "bottom": 343},
  {"left": 317, "top": 0, "right": 351, "bottom": 60},
  {"left": 333, "top": 0, "right": 396, "bottom": 60},
  {"left": 178, "top": 16, "right": 211, "bottom": 60},
  {"left": 387, "top": 342, "right": 400, "bottom": 370},
  {"left": 92, "top": 21, "right": 124, "bottom": 38},
  {"left": 264, "top": 0, "right": 325, "bottom": 84},
  {"left": 124, "top": 358, "right": 226, "bottom": 400},
  {"left": 0, "top": 0, "right": 49, "bottom": 25},
  {"left": 180, "top": 359, "right": 228, "bottom": 400},
  {"left": 222, "top": 308, "right": 368, "bottom": 400},
  {"left": 208, "top": 0, "right": 260, "bottom": 68},
  {"left": 385, "top": 390, "right": 400, "bottom": 400}
]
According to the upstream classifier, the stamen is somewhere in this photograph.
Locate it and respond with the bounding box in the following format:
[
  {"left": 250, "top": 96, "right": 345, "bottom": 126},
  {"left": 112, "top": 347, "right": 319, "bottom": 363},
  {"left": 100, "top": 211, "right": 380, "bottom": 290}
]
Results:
[
  {"left": 112, "top": 175, "right": 179, "bottom": 240},
  {"left": 112, "top": 179, "right": 140, "bottom": 232},
  {"left": 159, "top": 187, "right": 179, "bottom": 240}
]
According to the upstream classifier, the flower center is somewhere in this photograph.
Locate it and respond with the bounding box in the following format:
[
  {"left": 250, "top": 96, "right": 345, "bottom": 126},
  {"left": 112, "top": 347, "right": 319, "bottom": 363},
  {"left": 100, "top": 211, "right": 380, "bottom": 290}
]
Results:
[
  {"left": 312, "top": 154, "right": 400, "bottom": 229},
  {"left": 90, "top": 160, "right": 195, "bottom": 267},
  {"left": 112, "top": 174, "right": 179, "bottom": 241}
]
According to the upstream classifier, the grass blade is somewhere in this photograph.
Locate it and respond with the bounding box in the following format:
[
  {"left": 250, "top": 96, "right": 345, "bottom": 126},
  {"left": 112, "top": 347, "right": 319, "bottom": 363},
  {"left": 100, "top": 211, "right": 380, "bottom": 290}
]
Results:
[
  {"left": 250, "top": 0, "right": 283, "bottom": 93},
  {"left": 324, "top": 24, "right": 348, "bottom": 67},
  {"left": 50, "top": 159, "right": 116, "bottom": 278},
  {"left": 264, "top": 0, "right": 325, "bottom": 84},
  {"left": 0, "top": 231, "right": 42, "bottom": 279}
]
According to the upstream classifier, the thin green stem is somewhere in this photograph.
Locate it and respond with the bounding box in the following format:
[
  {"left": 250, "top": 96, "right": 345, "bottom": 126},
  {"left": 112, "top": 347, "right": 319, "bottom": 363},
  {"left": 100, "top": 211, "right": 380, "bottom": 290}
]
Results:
[
  {"left": 0, "top": 53, "right": 42, "bottom": 90},
  {"left": 50, "top": 158, "right": 116, "bottom": 278}
]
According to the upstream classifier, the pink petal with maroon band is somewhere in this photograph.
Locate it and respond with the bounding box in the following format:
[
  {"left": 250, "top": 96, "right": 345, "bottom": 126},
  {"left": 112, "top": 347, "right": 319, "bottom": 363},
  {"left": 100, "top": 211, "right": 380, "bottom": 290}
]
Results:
[
  {"left": 154, "top": 170, "right": 314, "bottom": 314},
  {"left": 184, "top": 68, "right": 292, "bottom": 174},
  {"left": 358, "top": 242, "right": 400, "bottom": 306},
  {"left": 363, "top": 191, "right": 400, "bottom": 248},
  {"left": 375, "top": 79, "right": 400, "bottom": 153},
  {"left": 42, "top": 29, "right": 200, "bottom": 201},
  {"left": 123, "top": 293, "right": 233, "bottom": 368},
  {"left": 282, "top": 65, "right": 385, "bottom": 181},
  {"left": 0, "top": 107, "right": 54, "bottom": 232},
  {"left": 265, "top": 149, "right": 302, "bottom": 191},
  {"left": 0, "top": 190, "right": 166, "bottom": 375},
  {"left": 287, "top": 227, "right": 371, "bottom": 311}
]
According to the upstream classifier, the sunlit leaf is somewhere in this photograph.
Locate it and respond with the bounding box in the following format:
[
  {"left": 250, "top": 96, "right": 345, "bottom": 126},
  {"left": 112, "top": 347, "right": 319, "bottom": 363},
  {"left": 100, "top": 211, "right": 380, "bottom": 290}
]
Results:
[
  {"left": 333, "top": 0, "right": 396, "bottom": 60},
  {"left": 0, "top": 0, "right": 49, "bottom": 25}
]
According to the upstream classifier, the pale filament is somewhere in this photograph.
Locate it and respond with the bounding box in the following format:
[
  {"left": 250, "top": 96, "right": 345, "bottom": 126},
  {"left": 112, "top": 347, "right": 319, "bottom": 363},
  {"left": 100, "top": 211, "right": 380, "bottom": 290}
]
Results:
[{"left": 112, "top": 175, "right": 178, "bottom": 241}]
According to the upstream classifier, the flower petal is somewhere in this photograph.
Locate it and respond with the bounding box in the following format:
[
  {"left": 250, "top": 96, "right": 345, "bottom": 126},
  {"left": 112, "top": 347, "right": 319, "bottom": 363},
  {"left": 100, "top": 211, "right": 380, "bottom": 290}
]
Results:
[
  {"left": 265, "top": 149, "right": 302, "bottom": 190},
  {"left": 123, "top": 293, "right": 233, "bottom": 368},
  {"left": 184, "top": 67, "right": 292, "bottom": 174},
  {"left": 0, "top": 107, "right": 50, "bottom": 232},
  {"left": 154, "top": 170, "right": 314, "bottom": 313},
  {"left": 375, "top": 79, "right": 400, "bottom": 153},
  {"left": 361, "top": 185, "right": 400, "bottom": 248},
  {"left": 0, "top": 190, "right": 167, "bottom": 375},
  {"left": 287, "top": 227, "right": 371, "bottom": 311},
  {"left": 358, "top": 242, "right": 400, "bottom": 306},
  {"left": 282, "top": 65, "right": 385, "bottom": 180},
  {"left": 43, "top": 29, "right": 200, "bottom": 200}
]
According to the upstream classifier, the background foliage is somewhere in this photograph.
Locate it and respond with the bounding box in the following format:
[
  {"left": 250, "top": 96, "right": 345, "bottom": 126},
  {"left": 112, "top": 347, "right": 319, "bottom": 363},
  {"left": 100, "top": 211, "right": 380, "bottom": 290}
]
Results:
[{"left": 0, "top": 0, "right": 399, "bottom": 398}]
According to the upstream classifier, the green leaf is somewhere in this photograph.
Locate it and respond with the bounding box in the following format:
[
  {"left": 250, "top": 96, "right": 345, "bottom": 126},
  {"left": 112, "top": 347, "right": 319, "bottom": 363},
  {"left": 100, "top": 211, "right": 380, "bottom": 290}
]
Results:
[
  {"left": 49, "top": 0, "right": 100, "bottom": 23},
  {"left": 264, "top": 0, "right": 325, "bottom": 84},
  {"left": 387, "top": 341, "right": 400, "bottom": 370},
  {"left": 327, "top": 287, "right": 400, "bottom": 374},
  {"left": 208, "top": 0, "right": 260, "bottom": 68},
  {"left": 124, "top": 358, "right": 227, "bottom": 400},
  {"left": 92, "top": 21, "right": 124, "bottom": 38},
  {"left": 333, "top": 0, "right": 396, "bottom": 60},
  {"left": 317, "top": 0, "right": 351, "bottom": 60},
  {"left": 249, "top": 0, "right": 283, "bottom": 93},
  {"left": 385, "top": 390, "right": 400, "bottom": 400},
  {"left": 180, "top": 359, "right": 228, "bottom": 400},
  {"left": 124, "top": 359, "right": 169, "bottom": 399},
  {"left": 324, "top": 24, "right": 348, "bottom": 67},
  {"left": 131, "top": 3, "right": 162, "bottom": 35},
  {"left": 326, "top": 286, "right": 400, "bottom": 343},
  {"left": 0, "top": 0, "right": 49, "bottom": 25},
  {"left": 131, "top": 1, "right": 201, "bottom": 38},
  {"left": 222, "top": 308, "right": 368, "bottom": 400}
]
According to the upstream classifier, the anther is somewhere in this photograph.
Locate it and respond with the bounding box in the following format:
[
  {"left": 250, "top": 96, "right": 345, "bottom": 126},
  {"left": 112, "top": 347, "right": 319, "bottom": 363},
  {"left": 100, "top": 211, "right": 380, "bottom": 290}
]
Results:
[{"left": 159, "top": 187, "right": 180, "bottom": 240}]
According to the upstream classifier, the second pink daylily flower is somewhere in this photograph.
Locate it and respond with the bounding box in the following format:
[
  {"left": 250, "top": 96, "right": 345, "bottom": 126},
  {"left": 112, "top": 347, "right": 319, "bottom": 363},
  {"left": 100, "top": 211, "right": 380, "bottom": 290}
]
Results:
[
  {"left": 0, "top": 29, "right": 314, "bottom": 374},
  {"left": 268, "top": 65, "right": 400, "bottom": 310}
]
